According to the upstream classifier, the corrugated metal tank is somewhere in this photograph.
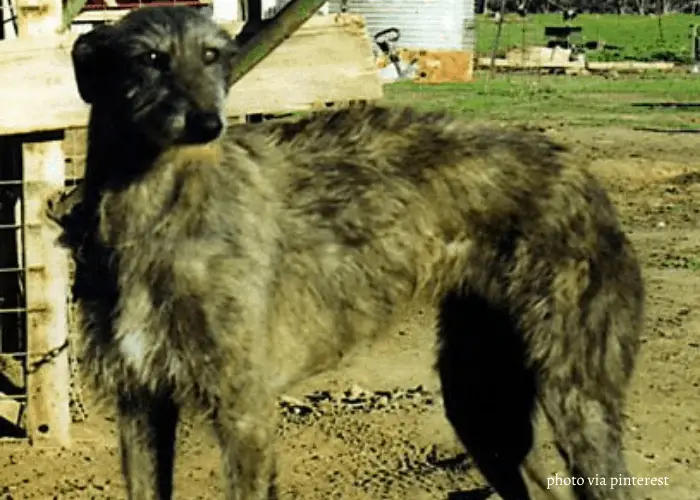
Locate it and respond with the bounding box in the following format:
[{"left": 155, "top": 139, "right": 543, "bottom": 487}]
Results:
[
  {"left": 267, "top": 0, "right": 330, "bottom": 18},
  {"left": 326, "top": 0, "right": 476, "bottom": 52}
]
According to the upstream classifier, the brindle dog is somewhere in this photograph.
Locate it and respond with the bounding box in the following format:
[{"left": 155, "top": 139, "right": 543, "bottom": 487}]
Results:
[{"left": 47, "top": 6, "right": 644, "bottom": 500}]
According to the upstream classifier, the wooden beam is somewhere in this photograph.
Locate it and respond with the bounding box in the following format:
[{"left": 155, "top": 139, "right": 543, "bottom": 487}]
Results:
[
  {"left": 476, "top": 57, "right": 675, "bottom": 72},
  {"left": 60, "top": 0, "right": 90, "bottom": 33},
  {"left": 16, "top": 0, "right": 71, "bottom": 448},
  {"left": 73, "top": 3, "right": 212, "bottom": 25},
  {"left": 0, "top": 14, "right": 383, "bottom": 136},
  {"left": 477, "top": 56, "right": 585, "bottom": 70},
  {"left": 72, "top": 8, "right": 146, "bottom": 24},
  {"left": 586, "top": 61, "right": 675, "bottom": 72},
  {"left": 230, "top": 0, "right": 329, "bottom": 86}
]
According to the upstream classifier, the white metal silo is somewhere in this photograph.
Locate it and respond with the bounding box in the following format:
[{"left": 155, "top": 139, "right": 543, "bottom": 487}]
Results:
[{"left": 327, "top": 0, "right": 476, "bottom": 53}]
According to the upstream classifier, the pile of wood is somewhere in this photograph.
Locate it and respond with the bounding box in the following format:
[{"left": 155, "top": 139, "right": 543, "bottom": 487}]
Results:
[
  {"left": 478, "top": 46, "right": 675, "bottom": 74},
  {"left": 375, "top": 48, "right": 475, "bottom": 84}
]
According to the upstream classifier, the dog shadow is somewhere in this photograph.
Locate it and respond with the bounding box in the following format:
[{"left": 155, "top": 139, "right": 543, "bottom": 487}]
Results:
[
  {"left": 432, "top": 453, "right": 494, "bottom": 500},
  {"left": 446, "top": 486, "right": 494, "bottom": 499}
]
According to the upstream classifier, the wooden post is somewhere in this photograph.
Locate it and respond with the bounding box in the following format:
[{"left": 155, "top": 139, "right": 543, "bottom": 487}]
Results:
[
  {"left": 60, "top": 0, "right": 90, "bottom": 34},
  {"left": 16, "top": 0, "right": 62, "bottom": 35},
  {"left": 692, "top": 25, "right": 700, "bottom": 74},
  {"left": 16, "top": 0, "right": 71, "bottom": 447},
  {"left": 489, "top": 0, "right": 506, "bottom": 78},
  {"left": 22, "top": 132, "right": 70, "bottom": 447}
]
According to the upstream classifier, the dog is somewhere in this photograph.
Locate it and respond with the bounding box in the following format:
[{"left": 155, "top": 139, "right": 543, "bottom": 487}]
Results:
[{"left": 46, "top": 6, "right": 644, "bottom": 500}]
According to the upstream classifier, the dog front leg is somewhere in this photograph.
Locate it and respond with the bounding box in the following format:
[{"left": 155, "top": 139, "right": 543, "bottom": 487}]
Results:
[
  {"left": 213, "top": 393, "right": 279, "bottom": 500},
  {"left": 117, "top": 391, "right": 180, "bottom": 500}
]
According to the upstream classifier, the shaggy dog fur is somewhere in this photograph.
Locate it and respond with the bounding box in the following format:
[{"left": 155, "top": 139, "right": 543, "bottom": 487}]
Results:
[{"left": 46, "top": 6, "right": 644, "bottom": 500}]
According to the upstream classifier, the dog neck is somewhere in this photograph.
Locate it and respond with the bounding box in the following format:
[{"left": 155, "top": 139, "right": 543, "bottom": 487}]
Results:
[
  {"left": 84, "top": 107, "right": 161, "bottom": 192},
  {"left": 83, "top": 106, "right": 222, "bottom": 210}
]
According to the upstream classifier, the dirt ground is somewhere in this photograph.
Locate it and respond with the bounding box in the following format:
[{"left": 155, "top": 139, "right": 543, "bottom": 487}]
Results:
[{"left": 1, "top": 125, "right": 700, "bottom": 499}]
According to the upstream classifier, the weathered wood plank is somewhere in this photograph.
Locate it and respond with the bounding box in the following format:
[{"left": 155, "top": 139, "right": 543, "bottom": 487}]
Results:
[
  {"left": 477, "top": 56, "right": 675, "bottom": 72},
  {"left": 0, "top": 14, "right": 383, "bottom": 136},
  {"left": 586, "top": 61, "right": 675, "bottom": 72},
  {"left": 477, "top": 56, "right": 585, "bottom": 70}
]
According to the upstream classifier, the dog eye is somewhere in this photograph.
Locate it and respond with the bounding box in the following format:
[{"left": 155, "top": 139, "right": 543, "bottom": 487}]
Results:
[
  {"left": 203, "top": 47, "right": 220, "bottom": 64},
  {"left": 140, "top": 50, "right": 170, "bottom": 71}
]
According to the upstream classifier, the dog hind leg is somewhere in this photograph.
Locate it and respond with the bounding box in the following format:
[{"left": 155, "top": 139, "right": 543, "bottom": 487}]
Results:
[
  {"left": 437, "top": 292, "right": 538, "bottom": 500},
  {"left": 538, "top": 373, "right": 634, "bottom": 500},
  {"left": 535, "top": 262, "right": 640, "bottom": 500}
]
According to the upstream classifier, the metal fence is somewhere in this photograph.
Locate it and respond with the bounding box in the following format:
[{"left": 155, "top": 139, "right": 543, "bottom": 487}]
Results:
[
  {"left": 0, "top": 136, "right": 26, "bottom": 439},
  {"left": 0, "top": 130, "right": 87, "bottom": 441}
]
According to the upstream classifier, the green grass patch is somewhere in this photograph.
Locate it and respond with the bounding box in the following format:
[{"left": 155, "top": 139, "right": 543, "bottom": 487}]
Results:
[
  {"left": 380, "top": 71, "right": 700, "bottom": 129},
  {"left": 658, "top": 255, "right": 700, "bottom": 271},
  {"left": 476, "top": 13, "right": 697, "bottom": 63}
]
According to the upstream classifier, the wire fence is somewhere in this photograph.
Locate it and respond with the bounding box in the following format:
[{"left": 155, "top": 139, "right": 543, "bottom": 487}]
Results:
[
  {"left": 0, "top": 135, "right": 27, "bottom": 440},
  {"left": 0, "top": 126, "right": 94, "bottom": 441},
  {"left": 0, "top": 0, "right": 214, "bottom": 441}
]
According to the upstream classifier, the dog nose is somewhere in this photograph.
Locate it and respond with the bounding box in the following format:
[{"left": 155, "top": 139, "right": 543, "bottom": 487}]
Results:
[{"left": 185, "top": 111, "right": 223, "bottom": 143}]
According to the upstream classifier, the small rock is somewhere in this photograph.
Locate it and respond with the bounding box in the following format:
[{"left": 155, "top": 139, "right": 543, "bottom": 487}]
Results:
[
  {"left": 345, "top": 384, "right": 368, "bottom": 399},
  {"left": 374, "top": 390, "right": 393, "bottom": 400},
  {"left": 279, "top": 395, "right": 314, "bottom": 416},
  {"left": 305, "top": 390, "right": 332, "bottom": 403}
]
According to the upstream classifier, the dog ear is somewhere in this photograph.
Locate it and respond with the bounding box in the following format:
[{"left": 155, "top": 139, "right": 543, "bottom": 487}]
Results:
[
  {"left": 224, "top": 36, "right": 243, "bottom": 88},
  {"left": 71, "top": 25, "right": 116, "bottom": 105},
  {"left": 226, "top": 35, "right": 242, "bottom": 58}
]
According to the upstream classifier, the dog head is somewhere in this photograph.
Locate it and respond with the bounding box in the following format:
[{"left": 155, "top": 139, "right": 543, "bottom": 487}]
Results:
[{"left": 72, "top": 6, "right": 240, "bottom": 147}]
